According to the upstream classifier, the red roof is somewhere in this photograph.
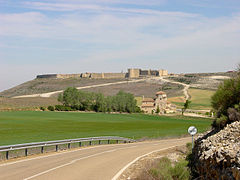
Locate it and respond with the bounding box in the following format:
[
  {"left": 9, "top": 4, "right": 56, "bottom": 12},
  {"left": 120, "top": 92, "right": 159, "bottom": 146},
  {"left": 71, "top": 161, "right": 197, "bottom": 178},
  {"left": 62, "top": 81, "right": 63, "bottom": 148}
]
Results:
[
  {"left": 156, "top": 91, "right": 166, "bottom": 95},
  {"left": 142, "top": 98, "right": 154, "bottom": 102}
]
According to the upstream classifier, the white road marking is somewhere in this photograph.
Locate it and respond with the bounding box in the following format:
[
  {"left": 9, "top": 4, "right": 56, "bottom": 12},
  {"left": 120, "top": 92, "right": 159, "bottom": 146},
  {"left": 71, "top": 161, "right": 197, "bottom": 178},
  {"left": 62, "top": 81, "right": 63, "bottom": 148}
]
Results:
[
  {"left": 0, "top": 143, "right": 136, "bottom": 167},
  {"left": 23, "top": 146, "right": 137, "bottom": 180},
  {"left": 111, "top": 145, "right": 177, "bottom": 180}
]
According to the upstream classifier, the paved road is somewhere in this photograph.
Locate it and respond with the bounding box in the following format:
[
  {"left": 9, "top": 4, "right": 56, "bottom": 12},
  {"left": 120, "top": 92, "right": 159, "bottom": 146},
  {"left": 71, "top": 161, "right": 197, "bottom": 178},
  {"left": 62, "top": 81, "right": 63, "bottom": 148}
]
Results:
[{"left": 0, "top": 137, "right": 190, "bottom": 180}]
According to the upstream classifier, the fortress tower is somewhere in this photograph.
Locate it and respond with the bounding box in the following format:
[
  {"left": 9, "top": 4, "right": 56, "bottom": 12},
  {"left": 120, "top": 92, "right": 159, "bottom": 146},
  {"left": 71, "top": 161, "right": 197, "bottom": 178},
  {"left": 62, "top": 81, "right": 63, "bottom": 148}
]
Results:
[{"left": 128, "top": 69, "right": 140, "bottom": 78}]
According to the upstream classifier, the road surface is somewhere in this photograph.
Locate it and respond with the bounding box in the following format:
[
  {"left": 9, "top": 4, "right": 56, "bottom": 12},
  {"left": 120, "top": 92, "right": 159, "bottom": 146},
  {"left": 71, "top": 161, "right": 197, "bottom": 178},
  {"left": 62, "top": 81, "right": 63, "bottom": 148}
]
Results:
[{"left": 0, "top": 137, "right": 191, "bottom": 180}]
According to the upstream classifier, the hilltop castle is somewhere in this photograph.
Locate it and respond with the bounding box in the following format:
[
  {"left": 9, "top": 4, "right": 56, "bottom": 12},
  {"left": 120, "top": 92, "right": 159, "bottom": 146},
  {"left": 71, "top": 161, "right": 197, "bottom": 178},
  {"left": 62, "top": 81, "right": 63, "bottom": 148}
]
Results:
[{"left": 36, "top": 68, "right": 168, "bottom": 79}]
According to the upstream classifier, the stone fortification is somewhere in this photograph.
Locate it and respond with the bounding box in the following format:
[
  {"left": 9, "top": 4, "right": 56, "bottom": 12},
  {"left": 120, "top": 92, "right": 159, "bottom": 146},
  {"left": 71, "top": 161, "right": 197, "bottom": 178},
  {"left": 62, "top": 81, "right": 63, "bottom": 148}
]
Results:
[
  {"left": 37, "top": 74, "right": 58, "bottom": 78},
  {"left": 192, "top": 121, "right": 240, "bottom": 180},
  {"left": 36, "top": 68, "right": 168, "bottom": 79},
  {"left": 128, "top": 69, "right": 140, "bottom": 78}
]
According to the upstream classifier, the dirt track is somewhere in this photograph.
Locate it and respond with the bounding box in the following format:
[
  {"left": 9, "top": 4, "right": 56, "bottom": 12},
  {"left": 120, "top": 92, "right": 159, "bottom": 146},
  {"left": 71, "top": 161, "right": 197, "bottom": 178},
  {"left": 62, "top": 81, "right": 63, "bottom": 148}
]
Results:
[
  {"left": 12, "top": 79, "right": 146, "bottom": 98},
  {"left": 0, "top": 137, "right": 191, "bottom": 180}
]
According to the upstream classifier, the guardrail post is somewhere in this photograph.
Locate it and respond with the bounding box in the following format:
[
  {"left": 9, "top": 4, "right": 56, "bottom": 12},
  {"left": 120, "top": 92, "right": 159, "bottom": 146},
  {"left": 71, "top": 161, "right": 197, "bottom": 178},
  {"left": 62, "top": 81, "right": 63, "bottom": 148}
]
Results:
[
  {"left": 79, "top": 142, "right": 81, "bottom": 147},
  {"left": 41, "top": 146, "right": 44, "bottom": 153},
  {"left": 108, "top": 140, "right": 110, "bottom": 144},
  {"left": 68, "top": 143, "right": 70, "bottom": 149},
  {"left": 116, "top": 140, "right": 119, "bottom": 144},
  {"left": 99, "top": 140, "right": 101, "bottom": 145},
  {"left": 6, "top": 151, "right": 9, "bottom": 160},
  {"left": 89, "top": 141, "right": 92, "bottom": 146},
  {"left": 56, "top": 145, "right": 58, "bottom": 152},
  {"left": 25, "top": 148, "right": 28, "bottom": 156}
]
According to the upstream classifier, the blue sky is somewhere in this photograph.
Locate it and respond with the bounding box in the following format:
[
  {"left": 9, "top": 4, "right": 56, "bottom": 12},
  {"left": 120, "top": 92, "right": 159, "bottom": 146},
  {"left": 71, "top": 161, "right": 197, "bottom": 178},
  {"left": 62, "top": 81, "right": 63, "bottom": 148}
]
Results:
[{"left": 0, "top": 0, "right": 240, "bottom": 91}]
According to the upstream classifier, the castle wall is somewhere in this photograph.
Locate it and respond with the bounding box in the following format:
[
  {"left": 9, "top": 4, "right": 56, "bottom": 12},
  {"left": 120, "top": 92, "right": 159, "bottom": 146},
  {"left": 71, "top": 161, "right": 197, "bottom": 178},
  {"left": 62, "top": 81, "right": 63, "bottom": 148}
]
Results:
[
  {"left": 128, "top": 69, "right": 140, "bottom": 78},
  {"left": 150, "top": 70, "right": 159, "bottom": 76},
  {"left": 140, "top": 70, "right": 150, "bottom": 76},
  {"left": 56, "top": 74, "right": 81, "bottom": 79},
  {"left": 36, "top": 74, "right": 57, "bottom": 78},
  {"left": 103, "top": 73, "right": 126, "bottom": 79},
  {"left": 158, "top": 70, "right": 168, "bottom": 76},
  {"left": 80, "top": 73, "right": 91, "bottom": 78},
  {"left": 90, "top": 73, "right": 104, "bottom": 79},
  {"left": 36, "top": 68, "right": 168, "bottom": 79}
]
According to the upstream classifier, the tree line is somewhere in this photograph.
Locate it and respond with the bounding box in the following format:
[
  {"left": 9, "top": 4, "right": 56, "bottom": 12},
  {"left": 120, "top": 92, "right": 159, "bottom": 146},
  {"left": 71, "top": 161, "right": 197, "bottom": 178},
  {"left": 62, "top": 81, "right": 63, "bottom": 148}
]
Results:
[{"left": 47, "top": 87, "right": 141, "bottom": 113}]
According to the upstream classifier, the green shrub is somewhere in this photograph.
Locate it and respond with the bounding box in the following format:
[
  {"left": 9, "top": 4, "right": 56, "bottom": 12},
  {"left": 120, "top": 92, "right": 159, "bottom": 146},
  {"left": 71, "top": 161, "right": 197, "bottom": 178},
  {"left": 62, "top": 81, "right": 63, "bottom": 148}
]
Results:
[
  {"left": 212, "top": 115, "right": 228, "bottom": 129},
  {"left": 47, "top": 106, "right": 55, "bottom": 111},
  {"left": 149, "top": 157, "right": 190, "bottom": 180},
  {"left": 40, "top": 107, "right": 45, "bottom": 111},
  {"left": 170, "top": 160, "right": 190, "bottom": 180},
  {"left": 55, "top": 105, "right": 66, "bottom": 111},
  {"left": 211, "top": 75, "right": 240, "bottom": 128}
]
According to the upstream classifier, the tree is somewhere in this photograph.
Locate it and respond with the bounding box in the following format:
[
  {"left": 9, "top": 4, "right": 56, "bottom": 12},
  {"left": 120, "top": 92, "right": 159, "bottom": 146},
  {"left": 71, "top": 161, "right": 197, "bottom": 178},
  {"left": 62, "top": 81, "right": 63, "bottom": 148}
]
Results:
[
  {"left": 62, "top": 87, "right": 79, "bottom": 106},
  {"left": 47, "top": 106, "right": 55, "bottom": 111},
  {"left": 211, "top": 75, "right": 240, "bottom": 129},
  {"left": 182, "top": 100, "right": 191, "bottom": 115}
]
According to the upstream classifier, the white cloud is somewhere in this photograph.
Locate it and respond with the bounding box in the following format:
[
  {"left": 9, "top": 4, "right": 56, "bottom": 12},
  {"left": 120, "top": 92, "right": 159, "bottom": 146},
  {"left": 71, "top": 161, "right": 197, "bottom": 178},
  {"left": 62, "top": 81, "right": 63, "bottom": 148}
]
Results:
[
  {"left": 0, "top": 2, "right": 240, "bottom": 91},
  {"left": 23, "top": 1, "right": 199, "bottom": 18}
]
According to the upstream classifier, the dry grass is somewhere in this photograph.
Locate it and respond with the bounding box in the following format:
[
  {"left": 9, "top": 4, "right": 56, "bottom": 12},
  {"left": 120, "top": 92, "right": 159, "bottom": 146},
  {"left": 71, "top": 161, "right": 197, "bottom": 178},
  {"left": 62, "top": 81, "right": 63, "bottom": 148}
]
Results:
[
  {"left": 0, "top": 78, "right": 128, "bottom": 97},
  {"left": 0, "top": 97, "right": 59, "bottom": 111},
  {"left": 79, "top": 81, "right": 184, "bottom": 98}
]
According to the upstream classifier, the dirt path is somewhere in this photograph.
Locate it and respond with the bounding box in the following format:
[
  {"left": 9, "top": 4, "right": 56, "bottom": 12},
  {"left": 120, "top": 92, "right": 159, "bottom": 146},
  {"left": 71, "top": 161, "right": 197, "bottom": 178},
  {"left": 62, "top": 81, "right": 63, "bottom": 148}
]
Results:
[
  {"left": 0, "top": 137, "right": 191, "bottom": 180},
  {"left": 159, "top": 77, "right": 190, "bottom": 100},
  {"left": 12, "top": 79, "right": 147, "bottom": 98}
]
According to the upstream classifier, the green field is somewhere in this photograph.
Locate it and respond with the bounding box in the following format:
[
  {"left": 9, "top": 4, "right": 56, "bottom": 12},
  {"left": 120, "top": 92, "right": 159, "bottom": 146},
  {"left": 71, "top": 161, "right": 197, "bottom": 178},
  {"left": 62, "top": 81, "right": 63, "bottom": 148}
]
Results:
[
  {"left": 188, "top": 88, "right": 215, "bottom": 109},
  {"left": 0, "top": 111, "right": 212, "bottom": 146},
  {"left": 169, "top": 88, "right": 215, "bottom": 110}
]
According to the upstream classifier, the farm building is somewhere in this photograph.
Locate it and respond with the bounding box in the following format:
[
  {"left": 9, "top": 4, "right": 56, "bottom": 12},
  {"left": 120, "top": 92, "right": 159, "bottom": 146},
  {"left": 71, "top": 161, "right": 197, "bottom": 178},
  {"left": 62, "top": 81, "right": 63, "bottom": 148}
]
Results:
[{"left": 141, "top": 91, "right": 176, "bottom": 114}]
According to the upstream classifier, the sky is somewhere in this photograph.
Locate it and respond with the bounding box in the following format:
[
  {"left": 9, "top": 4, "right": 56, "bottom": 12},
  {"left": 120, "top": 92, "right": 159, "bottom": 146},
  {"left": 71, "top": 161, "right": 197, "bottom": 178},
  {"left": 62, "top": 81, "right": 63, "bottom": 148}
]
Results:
[{"left": 0, "top": 0, "right": 240, "bottom": 92}]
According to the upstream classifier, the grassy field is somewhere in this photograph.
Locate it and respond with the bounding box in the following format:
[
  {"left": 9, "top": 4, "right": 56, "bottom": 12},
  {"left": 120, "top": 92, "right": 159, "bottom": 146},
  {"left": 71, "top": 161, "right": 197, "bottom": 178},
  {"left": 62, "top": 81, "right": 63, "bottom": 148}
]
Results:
[
  {"left": 0, "top": 97, "right": 59, "bottom": 111},
  {"left": 168, "top": 88, "right": 215, "bottom": 110},
  {"left": 0, "top": 111, "right": 212, "bottom": 146},
  {"left": 188, "top": 88, "right": 215, "bottom": 109}
]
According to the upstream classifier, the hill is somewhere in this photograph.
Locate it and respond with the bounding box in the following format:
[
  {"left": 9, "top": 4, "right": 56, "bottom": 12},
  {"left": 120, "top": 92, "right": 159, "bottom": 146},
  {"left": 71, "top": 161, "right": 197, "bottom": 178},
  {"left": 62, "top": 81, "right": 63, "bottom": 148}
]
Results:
[{"left": 0, "top": 71, "right": 235, "bottom": 111}]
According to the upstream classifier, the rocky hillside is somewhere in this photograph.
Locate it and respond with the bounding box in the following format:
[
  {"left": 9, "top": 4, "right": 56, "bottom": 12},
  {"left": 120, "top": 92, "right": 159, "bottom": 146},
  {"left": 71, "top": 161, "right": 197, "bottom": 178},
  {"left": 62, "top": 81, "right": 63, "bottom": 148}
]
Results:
[
  {"left": 167, "top": 71, "right": 236, "bottom": 90},
  {"left": 192, "top": 121, "right": 240, "bottom": 179}
]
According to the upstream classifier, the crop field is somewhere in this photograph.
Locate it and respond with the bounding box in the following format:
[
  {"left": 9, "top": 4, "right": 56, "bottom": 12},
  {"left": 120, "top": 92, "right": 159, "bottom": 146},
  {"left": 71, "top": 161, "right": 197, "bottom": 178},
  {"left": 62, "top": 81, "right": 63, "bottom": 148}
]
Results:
[
  {"left": 188, "top": 88, "right": 215, "bottom": 109},
  {"left": 168, "top": 88, "right": 215, "bottom": 110},
  {"left": 0, "top": 111, "right": 212, "bottom": 146}
]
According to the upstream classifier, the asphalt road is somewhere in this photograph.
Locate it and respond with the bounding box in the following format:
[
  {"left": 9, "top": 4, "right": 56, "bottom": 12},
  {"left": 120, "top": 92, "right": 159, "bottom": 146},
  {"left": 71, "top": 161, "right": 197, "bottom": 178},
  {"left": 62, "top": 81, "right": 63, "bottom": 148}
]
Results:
[{"left": 0, "top": 137, "right": 191, "bottom": 180}]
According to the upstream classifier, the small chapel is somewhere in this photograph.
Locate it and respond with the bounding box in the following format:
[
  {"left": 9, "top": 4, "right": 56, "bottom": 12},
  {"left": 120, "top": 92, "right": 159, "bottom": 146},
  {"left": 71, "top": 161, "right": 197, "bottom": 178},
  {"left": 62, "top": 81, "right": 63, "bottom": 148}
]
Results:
[{"left": 141, "top": 91, "right": 176, "bottom": 114}]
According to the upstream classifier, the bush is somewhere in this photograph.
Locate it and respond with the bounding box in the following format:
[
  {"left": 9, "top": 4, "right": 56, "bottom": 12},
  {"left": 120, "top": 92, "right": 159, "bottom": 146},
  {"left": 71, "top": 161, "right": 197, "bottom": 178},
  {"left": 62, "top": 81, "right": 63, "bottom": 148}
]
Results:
[
  {"left": 55, "top": 105, "right": 66, "bottom": 111},
  {"left": 47, "top": 106, "right": 55, "bottom": 111},
  {"left": 211, "top": 75, "right": 240, "bottom": 129},
  {"left": 212, "top": 115, "right": 228, "bottom": 129},
  {"left": 170, "top": 160, "right": 190, "bottom": 180},
  {"left": 40, "top": 107, "right": 45, "bottom": 111},
  {"left": 149, "top": 157, "right": 190, "bottom": 180}
]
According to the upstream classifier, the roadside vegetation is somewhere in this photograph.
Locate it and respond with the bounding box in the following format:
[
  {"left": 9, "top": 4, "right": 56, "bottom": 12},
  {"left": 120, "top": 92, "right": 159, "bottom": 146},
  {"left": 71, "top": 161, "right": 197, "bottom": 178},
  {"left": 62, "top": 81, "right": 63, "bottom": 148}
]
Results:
[
  {"left": 0, "top": 111, "right": 211, "bottom": 145},
  {"left": 137, "top": 143, "right": 192, "bottom": 180},
  {"left": 211, "top": 69, "right": 240, "bottom": 129}
]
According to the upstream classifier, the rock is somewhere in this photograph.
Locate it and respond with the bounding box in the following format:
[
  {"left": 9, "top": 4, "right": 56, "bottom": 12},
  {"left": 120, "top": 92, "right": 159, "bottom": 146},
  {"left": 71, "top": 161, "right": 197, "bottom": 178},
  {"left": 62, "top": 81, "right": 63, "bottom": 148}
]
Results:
[{"left": 192, "top": 121, "right": 240, "bottom": 180}]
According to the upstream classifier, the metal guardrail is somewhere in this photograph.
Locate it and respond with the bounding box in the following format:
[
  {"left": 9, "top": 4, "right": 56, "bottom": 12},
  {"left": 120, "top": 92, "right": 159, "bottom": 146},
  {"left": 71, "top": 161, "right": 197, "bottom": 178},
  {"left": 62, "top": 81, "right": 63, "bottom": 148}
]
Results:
[{"left": 0, "top": 136, "right": 136, "bottom": 160}]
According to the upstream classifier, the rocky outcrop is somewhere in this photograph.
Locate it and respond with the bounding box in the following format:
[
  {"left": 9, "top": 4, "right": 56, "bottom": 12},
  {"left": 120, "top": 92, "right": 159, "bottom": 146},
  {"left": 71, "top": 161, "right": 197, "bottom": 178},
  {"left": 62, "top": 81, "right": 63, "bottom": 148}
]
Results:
[{"left": 193, "top": 121, "right": 240, "bottom": 180}]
